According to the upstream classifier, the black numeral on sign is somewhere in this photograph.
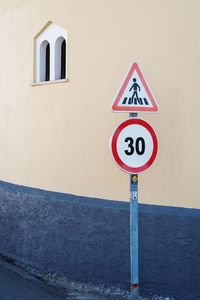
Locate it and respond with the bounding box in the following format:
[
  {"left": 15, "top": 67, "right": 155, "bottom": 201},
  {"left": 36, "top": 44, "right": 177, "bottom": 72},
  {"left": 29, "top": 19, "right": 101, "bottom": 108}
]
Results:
[
  {"left": 135, "top": 137, "right": 145, "bottom": 155},
  {"left": 124, "top": 137, "right": 134, "bottom": 155},
  {"left": 124, "top": 137, "right": 145, "bottom": 155}
]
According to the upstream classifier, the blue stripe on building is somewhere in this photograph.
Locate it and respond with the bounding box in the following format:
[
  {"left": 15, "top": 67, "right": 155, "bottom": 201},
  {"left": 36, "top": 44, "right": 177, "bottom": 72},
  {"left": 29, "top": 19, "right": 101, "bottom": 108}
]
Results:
[{"left": 0, "top": 180, "right": 199, "bottom": 299}]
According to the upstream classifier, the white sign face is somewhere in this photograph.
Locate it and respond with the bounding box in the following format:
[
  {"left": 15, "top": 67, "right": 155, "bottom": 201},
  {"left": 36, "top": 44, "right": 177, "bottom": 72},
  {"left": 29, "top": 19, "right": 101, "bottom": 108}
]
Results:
[
  {"left": 117, "top": 124, "right": 153, "bottom": 168},
  {"left": 111, "top": 63, "right": 158, "bottom": 113},
  {"left": 110, "top": 118, "right": 158, "bottom": 173}
]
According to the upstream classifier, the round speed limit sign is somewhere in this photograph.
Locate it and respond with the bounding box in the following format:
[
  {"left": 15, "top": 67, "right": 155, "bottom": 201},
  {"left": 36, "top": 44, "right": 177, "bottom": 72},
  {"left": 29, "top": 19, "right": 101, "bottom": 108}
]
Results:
[{"left": 110, "top": 118, "right": 158, "bottom": 173}]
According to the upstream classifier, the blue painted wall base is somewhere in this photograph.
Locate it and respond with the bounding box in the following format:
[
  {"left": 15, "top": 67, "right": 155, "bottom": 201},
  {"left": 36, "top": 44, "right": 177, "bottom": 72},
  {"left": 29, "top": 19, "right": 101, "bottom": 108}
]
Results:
[{"left": 0, "top": 181, "right": 199, "bottom": 299}]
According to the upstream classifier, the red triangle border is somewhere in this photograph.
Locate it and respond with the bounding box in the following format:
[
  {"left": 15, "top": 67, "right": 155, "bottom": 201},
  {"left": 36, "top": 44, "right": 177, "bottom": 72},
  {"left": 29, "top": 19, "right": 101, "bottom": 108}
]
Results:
[{"left": 112, "top": 63, "right": 158, "bottom": 112}]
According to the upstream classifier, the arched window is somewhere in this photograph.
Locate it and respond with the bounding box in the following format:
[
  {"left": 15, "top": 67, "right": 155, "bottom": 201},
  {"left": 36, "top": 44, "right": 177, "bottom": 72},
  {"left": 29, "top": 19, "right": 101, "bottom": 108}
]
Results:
[
  {"left": 34, "top": 22, "right": 67, "bottom": 84},
  {"left": 40, "top": 40, "right": 50, "bottom": 82},
  {"left": 55, "top": 37, "right": 66, "bottom": 80}
]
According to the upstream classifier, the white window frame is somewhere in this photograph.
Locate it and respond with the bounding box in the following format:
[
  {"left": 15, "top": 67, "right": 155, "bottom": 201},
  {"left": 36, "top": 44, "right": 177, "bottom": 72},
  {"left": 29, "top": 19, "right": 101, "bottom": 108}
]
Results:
[{"left": 34, "top": 22, "right": 68, "bottom": 85}]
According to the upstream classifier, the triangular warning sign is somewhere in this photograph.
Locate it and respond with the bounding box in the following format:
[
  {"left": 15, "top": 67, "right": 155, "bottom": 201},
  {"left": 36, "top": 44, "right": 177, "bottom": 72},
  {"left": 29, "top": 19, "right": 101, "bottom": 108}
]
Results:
[{"left": 111, "top": 63, "right": 158, "bottom": 112}]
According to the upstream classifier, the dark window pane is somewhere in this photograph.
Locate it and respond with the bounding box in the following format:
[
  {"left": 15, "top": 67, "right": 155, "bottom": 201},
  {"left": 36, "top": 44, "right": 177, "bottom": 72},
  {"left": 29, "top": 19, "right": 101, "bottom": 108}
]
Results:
[
  {"left": 61, "top": 40, "right": 66, "bottom": 79},
  {"left": 45, "top": 43, "right": 50, "bottom": 81}
]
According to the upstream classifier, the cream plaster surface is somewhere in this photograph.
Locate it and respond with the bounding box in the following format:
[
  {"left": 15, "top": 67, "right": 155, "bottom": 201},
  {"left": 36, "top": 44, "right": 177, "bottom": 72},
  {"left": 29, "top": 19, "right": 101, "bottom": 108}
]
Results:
[{"left": 0, "top": 0, "right": 199, "bottom": 208}]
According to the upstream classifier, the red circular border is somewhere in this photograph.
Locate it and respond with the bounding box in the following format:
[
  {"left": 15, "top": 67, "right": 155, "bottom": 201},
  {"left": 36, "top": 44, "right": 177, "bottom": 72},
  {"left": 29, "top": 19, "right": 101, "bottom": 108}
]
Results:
[{"left": 110, "top": 118, "right": 158, "bottom": 173}]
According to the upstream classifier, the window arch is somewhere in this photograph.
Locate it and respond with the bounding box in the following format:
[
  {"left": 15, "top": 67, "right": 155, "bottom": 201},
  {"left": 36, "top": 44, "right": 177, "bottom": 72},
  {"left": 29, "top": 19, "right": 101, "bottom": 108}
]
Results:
[
  {"left": 55, "top": 37, "right": 66, "bottom": 80},
  {"left": 40, "top": 40, "right": 50, "bottom": 82}
]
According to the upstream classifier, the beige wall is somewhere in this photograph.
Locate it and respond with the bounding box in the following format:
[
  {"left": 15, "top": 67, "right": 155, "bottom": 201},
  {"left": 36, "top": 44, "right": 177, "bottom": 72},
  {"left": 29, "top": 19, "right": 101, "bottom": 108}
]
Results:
[{"left": 0, "top": 0, "right": 199, "bottom": 208}]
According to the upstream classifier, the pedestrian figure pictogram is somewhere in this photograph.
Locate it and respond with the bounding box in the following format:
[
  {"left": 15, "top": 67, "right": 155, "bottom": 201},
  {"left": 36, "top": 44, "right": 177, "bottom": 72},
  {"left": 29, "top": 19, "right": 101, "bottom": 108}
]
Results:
[
  {"left": 129, "top": 78, "right": 142, "bottom": 105},
  {"left": 112, "top": 63, "right": 158, "bottom": 112},
  {"left": 122, "top": 77, "right": 148, "bottom": 106}
]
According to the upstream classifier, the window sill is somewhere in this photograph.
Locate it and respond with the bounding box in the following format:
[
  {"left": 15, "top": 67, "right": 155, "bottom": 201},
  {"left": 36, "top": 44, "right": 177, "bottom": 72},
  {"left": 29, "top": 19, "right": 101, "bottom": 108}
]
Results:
[{"left": 32, "top": 79, "right": 68, "bottom": 87}]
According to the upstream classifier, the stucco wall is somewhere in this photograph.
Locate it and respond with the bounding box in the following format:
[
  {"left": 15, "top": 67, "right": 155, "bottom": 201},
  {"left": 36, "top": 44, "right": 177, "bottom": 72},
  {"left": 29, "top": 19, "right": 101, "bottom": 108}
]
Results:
[
  {"left": 0, "top": 181, "right": 200, "bottom": 299},
  {"left": 0, "top": 0, "right": 199, "bottom": 208}
]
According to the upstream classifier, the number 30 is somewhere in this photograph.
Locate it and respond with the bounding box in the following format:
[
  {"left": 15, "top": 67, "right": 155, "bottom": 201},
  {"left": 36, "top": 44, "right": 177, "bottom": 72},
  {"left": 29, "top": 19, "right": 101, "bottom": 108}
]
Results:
[{"left": 124, "top": 137, "right": 145, "bottom": 155}]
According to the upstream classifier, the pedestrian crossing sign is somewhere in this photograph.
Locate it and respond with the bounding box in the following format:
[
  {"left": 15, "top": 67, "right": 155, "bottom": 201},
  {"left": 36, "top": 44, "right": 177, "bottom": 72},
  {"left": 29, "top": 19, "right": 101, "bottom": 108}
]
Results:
[{"left": 111, "top": 63, "right": 158, "bottom": 113}]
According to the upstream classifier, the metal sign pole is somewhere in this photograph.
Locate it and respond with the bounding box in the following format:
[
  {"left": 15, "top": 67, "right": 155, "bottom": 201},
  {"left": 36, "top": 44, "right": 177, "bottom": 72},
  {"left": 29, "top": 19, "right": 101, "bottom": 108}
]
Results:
[{"left": 129, "top": 112, "right": 139, "bottom": 300}]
